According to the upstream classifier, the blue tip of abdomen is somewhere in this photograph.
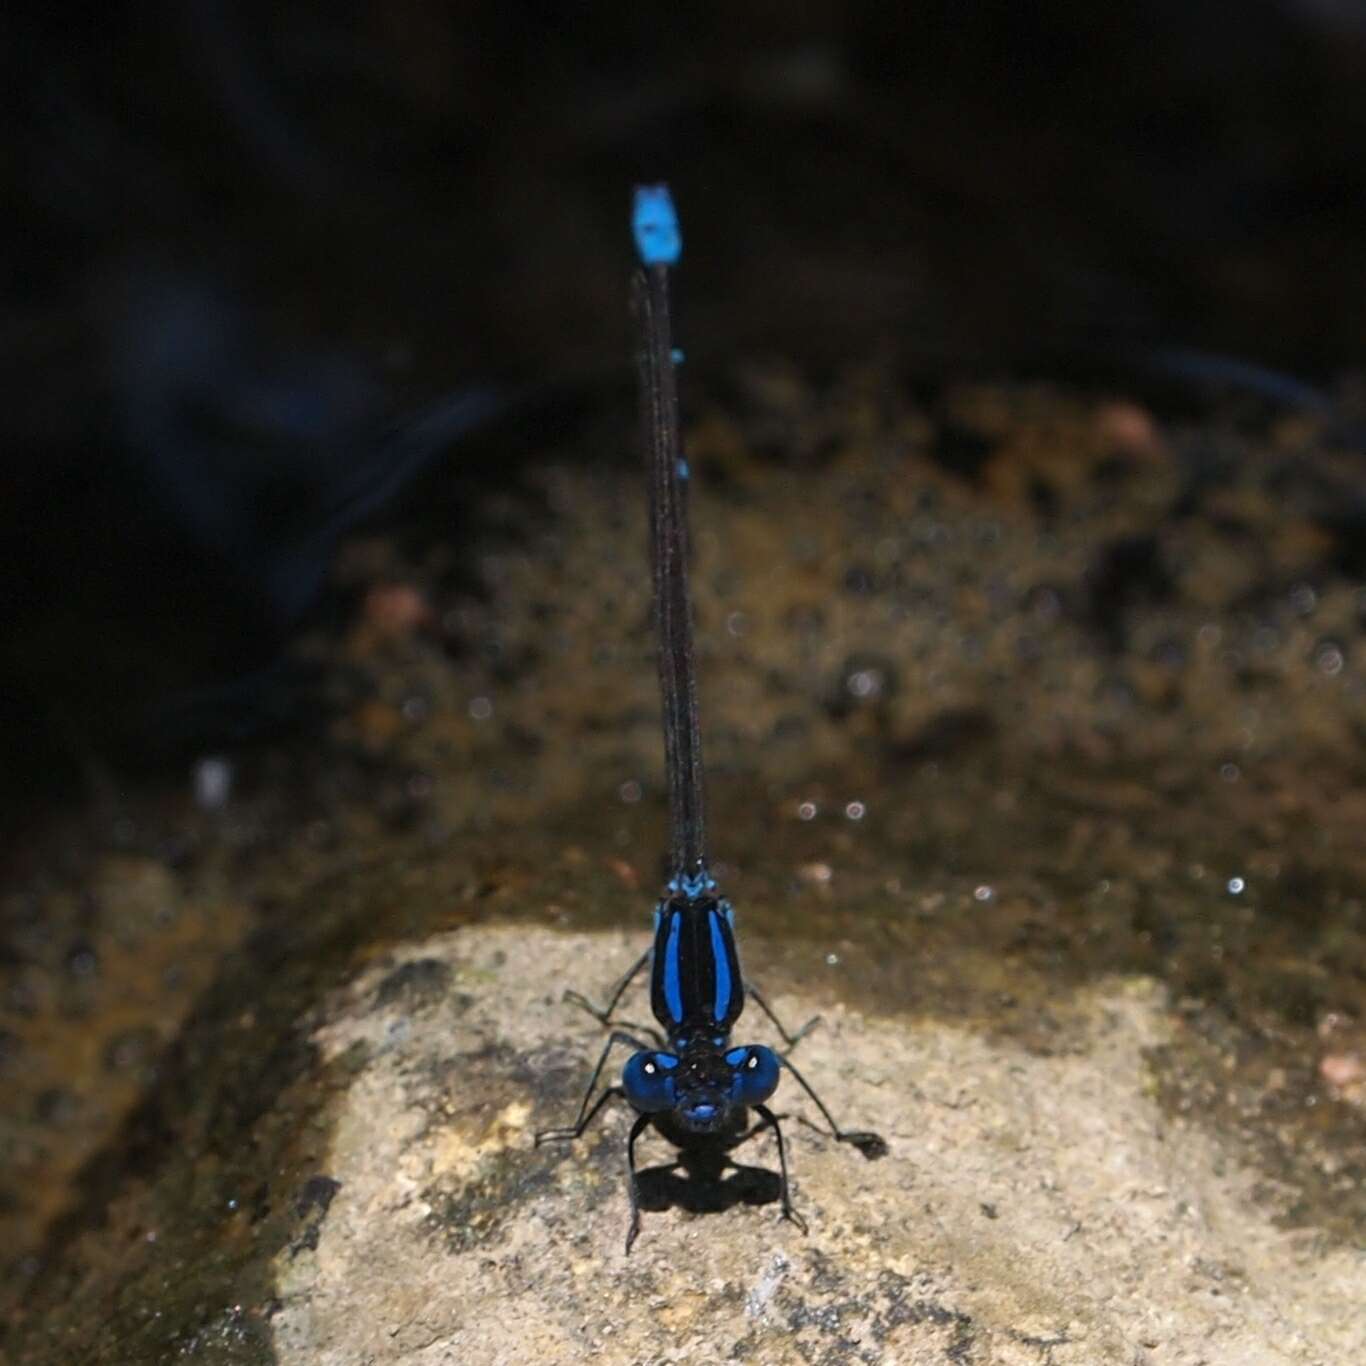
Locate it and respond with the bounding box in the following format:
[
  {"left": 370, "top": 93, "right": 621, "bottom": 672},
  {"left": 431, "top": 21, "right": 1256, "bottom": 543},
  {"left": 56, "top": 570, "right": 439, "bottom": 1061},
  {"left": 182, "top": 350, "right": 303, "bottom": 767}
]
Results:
[{"left": 633, "top": 184, "right": 682, "bottom": 266}]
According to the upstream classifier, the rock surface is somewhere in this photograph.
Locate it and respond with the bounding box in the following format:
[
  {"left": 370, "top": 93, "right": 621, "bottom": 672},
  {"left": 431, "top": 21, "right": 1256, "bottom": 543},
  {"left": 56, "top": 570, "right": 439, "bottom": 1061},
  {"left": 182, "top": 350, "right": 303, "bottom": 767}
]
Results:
[
  {"left": 269, "top": 927, "right": 1361, "bottom": 1365},
  {"left": 6, "top": 379, "right": 1366, "bottom": 1364}
]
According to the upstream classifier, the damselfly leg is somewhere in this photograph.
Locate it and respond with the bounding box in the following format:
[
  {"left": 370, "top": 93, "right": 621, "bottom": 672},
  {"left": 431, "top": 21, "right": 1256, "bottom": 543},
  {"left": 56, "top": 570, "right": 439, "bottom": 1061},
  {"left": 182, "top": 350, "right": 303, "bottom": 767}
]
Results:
[
  {"left": 533, "top": 1030, "right": 650, "bottom": 1145},
  {"left": 561, "top": 949, "right": 664, "bottom": 1044},
  {"left": 565, "top": 953, "right": 820, "bottom": 1052},
  {"left": 749, "top": 1104, "right": 807, "bottom": 1234},
  {"left": 780, "top": 1053, "right": 888, "bottom": 1158}
]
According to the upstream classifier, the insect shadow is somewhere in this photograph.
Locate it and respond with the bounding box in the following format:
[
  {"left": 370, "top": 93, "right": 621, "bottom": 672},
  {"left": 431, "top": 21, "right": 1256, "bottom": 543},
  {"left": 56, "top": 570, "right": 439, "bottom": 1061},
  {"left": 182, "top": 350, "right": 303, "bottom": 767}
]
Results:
[{"left": 631, "top": 1144, "right": 785, "bottom": 1220}]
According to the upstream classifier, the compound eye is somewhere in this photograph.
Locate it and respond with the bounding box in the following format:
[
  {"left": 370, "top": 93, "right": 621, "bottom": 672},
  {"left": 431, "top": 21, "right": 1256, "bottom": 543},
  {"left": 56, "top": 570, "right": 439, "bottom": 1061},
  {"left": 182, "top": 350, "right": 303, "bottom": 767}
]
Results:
[
  {"left": 728, "top": 1044, "right": 780, "bottom": 1104},
  {"left": 622, "top": 1051, "right": 679, "bottom": 1113}
]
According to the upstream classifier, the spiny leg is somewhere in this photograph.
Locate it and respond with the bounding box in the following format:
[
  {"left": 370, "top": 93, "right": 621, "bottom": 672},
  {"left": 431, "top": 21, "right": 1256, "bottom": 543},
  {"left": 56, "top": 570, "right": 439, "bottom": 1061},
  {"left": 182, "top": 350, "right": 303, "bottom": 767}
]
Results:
[
  {"left": 624, "top": 1112, "right": 653, "bottom": 1254},
  {"left": 563, "top": 948, "right": 658, "bottom": 1038},
  {"left": 779, "top": 1054, "right": 888, "bottom": 1158},
  {"left": 751, "top": 1103, "right": 808, "bottom": 1235},
  {"left": 747, "top": 983, "right": 821, "bottom": 1050},
  {"left": 534, "top": 1030, "right": 649, "bottom": 1144}
]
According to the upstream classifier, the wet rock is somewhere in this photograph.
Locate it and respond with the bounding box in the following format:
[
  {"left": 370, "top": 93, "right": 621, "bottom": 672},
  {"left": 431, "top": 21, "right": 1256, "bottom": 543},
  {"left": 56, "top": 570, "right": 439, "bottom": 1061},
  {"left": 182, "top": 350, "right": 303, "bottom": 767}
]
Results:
[
  {"left": 290, "top": 1175, "right": 343, "bottom": 1257},
  {"left": 258, "top": 928, "right": 1362, "bottom": 1364},
  {"left": 373, "top": 958, "right": 454, "bottom": 1011},
  {"left": 7, "top": 377, "right": 1366, "bottom": 1361}
]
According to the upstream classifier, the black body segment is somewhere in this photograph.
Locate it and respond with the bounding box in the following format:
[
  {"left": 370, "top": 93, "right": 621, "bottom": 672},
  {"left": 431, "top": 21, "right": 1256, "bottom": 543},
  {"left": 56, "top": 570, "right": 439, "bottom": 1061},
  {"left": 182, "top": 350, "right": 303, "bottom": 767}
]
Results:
[
  {"left": 650, "top": 894, "right": 744, "bottom": 1034},
  {"left": 634, "top": 263, "right": 707, "bottom": 887}
]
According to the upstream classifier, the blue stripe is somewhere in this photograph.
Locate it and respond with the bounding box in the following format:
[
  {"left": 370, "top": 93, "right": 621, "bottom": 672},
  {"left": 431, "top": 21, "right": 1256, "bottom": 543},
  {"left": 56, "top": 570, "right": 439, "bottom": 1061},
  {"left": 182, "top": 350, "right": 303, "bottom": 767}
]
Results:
[
  {"left": 663, "top": 914, "right": 683, "bottom": 1024},
  {"left": 709, "top": 908, "right": 731, "bottom": 1023}
]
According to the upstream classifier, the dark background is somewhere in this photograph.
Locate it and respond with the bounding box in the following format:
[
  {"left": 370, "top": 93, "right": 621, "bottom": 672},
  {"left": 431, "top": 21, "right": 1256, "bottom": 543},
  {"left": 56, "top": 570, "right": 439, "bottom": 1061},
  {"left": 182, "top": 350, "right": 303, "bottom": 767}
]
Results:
[{"left": 6, "top": 0, "right": 1366, "bottom": 820}]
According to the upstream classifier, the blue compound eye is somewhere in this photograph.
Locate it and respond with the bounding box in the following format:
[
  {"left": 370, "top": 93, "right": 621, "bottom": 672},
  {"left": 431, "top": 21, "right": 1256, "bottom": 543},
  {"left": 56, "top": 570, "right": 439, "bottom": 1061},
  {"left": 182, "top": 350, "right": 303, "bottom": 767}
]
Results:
[
  {"left": 726, "top": 1045, "right": 780, "bottom": 1105},
  {"left": 622, "top": 1051, "right": 679, "bottom": 1113}
]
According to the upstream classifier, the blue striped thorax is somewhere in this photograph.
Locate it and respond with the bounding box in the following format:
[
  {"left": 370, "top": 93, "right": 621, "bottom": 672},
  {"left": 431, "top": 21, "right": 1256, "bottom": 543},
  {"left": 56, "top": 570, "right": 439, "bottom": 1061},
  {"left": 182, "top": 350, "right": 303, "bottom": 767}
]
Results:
[{"left": 650, "top": 891, "right": 744, "bottom": 1035}]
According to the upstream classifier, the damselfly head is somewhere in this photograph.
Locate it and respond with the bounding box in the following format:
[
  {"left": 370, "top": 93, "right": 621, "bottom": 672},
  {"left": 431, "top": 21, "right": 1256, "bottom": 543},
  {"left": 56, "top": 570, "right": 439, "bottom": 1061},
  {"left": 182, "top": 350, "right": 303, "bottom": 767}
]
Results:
[{"left": 622, "top": 1042, "right": 780, "bottom": 1133}]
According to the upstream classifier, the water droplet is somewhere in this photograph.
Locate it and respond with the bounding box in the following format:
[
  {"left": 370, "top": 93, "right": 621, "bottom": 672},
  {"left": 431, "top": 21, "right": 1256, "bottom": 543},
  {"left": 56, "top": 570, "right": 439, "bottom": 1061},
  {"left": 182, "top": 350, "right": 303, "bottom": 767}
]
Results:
[
  {"left": 797, "top": 801, "right": 818, "bottom": 821},
  {"left": 1227, "top": 877, "right": 1245, "bottom": 895},
  {"left": 193, "top": 756, "right": 233, "bottom": 810},
  {"left": 1220, "top": 763, "right": 1241, "bottom": 783},
  {"left": 974, "top": 885, "right": 994, "bottom": 903},
  {"left": 848, "top": 669, "right": 880, "bottom": 699},
  {"left": 1289, "top": 583, "right": 1317, "bottom": 616},
  {"left": 825, "top": 953, "right": 840, "bottom": 966},
  {"left": 468, "top": 696, "right": 493, "bottom": 721},
  {"left": 618, "top": 780, "right": 642, "bottom": 804},
  {"left": 1313, "top": 640, "right": 1345, "bottom": 677},
  {"left": 844, "top": 801, "right": 866, "bottom": 821}
]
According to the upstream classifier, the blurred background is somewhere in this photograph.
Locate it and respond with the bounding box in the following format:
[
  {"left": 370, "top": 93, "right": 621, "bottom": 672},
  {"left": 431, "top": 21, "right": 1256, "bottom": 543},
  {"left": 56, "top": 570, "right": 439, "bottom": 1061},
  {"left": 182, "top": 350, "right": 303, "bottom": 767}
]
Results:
[
  {"left": 5, "top": 0, "right": 1366, "bottom": 819},
  {"left": 5, "top": 3, "right": 1366, "bottom": 1352}
]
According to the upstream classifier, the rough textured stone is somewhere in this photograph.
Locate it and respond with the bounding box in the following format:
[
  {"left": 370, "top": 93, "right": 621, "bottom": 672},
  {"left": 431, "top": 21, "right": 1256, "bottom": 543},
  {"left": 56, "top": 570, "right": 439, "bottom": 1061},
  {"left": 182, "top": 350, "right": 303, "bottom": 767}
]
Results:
[{"left": 270, "top": 927, "right": 1363, "bottom": 1365}]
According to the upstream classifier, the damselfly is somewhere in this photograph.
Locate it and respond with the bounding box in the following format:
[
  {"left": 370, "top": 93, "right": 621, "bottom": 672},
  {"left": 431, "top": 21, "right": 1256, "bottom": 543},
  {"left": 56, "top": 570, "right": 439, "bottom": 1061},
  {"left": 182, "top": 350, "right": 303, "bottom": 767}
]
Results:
[{"left": 535, "top": 185, "right": 886, "bottom": 1252}]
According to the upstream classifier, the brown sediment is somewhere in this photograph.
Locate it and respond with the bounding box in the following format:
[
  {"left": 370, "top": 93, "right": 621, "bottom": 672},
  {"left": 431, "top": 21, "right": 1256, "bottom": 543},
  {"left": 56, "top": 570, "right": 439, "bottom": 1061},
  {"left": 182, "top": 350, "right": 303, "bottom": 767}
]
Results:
[{"left": 3, "top": 373, "right": 1364, "bottom": 1361}]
